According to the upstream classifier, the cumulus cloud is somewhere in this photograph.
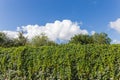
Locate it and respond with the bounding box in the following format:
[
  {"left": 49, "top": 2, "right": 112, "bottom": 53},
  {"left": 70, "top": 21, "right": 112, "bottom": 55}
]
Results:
[
  {"left": 91, "top": 31, "right": 96, "bottom": 35},
  {"left": 112, "top": 39, "right": 120, "bottom": 44},
  {"left": 17, "top": 20, "right": 88, "bottom": 41},
  {"left": 0, "top": 20, "right": 88, "bottom": 41},
  {"left": 110, "top": 18, "right": 120, "bottom": 33}
]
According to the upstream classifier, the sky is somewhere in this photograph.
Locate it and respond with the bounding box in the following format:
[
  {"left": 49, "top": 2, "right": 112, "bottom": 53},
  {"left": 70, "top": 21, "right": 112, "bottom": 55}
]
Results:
[{"left": 0, "top": 0, "right": 120, "bottom": 43}]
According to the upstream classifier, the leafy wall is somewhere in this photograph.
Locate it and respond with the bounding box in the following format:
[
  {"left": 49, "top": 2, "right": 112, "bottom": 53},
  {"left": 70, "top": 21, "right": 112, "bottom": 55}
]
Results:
[{"left": 0, "top": 44, "right": 120, "bottom": 80}]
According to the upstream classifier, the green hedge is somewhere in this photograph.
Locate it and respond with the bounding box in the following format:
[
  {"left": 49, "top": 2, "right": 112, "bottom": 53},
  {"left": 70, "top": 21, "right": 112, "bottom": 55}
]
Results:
[{"left": 0, "top": 44, "right": 120, "bottom": 80}]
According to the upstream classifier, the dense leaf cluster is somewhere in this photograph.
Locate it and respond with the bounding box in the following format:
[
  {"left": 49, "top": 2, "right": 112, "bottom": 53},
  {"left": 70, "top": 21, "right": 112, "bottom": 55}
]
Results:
[
  {"left": 0, "top": 32, "right": 111, "bottom": 48},
  {"left": 0, "top": 44, "right": 120, "bottom": 79},
  {"left": 0, "top": 32, "right": 57, "bottom": 47},
  {"left": 69, "top": 33, "right": 111, "bottom": 44}
]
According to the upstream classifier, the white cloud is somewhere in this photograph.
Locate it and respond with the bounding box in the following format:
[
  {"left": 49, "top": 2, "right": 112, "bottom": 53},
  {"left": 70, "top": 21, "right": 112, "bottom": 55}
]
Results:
[
  {"left": 17, "top": 20, "right": 88, "bottom": 41},
  {"left": 112, "top": 39, "right": 120, "bottom": 44},
  {"left": 91, "top": 31, "right": 96, "bottom": 35},
  {"left": 110, "top": 18, "right": 120, "bottom": 33},
  {"left": 0, "top": 20, "right": 88, "bottom": 41}
]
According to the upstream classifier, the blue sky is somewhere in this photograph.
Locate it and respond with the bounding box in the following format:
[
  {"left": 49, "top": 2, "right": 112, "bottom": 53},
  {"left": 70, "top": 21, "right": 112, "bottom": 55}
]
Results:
[{"left": 0, "top": 0, "right": 120, "bottom": 43}]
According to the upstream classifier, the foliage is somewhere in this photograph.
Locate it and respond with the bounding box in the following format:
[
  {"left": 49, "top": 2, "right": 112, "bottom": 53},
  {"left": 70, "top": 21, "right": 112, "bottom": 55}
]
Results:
[
  {"left": 0, "top": 32, "right": 14, "bottom": 47},
  {"left": 31, "top": 33, "right": 57, "bottom": 47},
  {"left": 69, "top": 32, "right": 111, "bottom": 45},
  {"left": 0, "top": 32, "right": 28, "bottom": 47},
  {"left": 0, "top": 32, "right": 111, "bottom": 47},
  {"left": 69, "top": 34, "right": 92, "bottom": 44},
  {"left": 91, "top": 32, "right": 111, "bottom": 44},
  {"left": 0, "top": 44, "right": 120, "bottom": 79},
  {"left": 13, "top": 32, "right": 28, "bottom": 46}
]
